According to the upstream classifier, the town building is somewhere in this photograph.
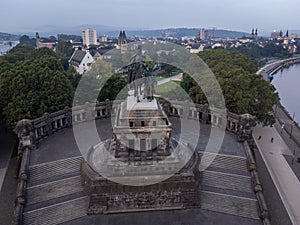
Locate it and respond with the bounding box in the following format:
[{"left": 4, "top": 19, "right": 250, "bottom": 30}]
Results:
[
  {"left": 99, "top": 35, "right": 108, "bottom": 43},
  {"left": 82, "top": 29, "right": 98, "bottom": 47},
  {"left": 36, "top": 32, "right": 56, "bottom": 50},
  {"left": 118, "top": 30, "right": 128, "bottom": 52},
  {"left": 251, "top": 28, "right": 258, "bottom": 40},
  {"left": 199, "top": 28, "right": 207, "bottom": 40},
  {"left": 69, "top": 49, "right": 95, "bottom": 74},
  {"left": 270, "top": 30, "right": 282, "bottom": 40}
]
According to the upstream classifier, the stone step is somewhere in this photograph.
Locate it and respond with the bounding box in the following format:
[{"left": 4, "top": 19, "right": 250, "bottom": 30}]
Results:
[
  {"left": 26, "top": 176, "right": 84, "bottom": 206},
  {"left": 23, "top": 197, "right": 88, "bottom": 225},
  {"left": 201, "top": 185, "right": 256, "bottom": 200},
  {"left": 202, "top": 170, "right": 253, "bottom": 193},
  {"left": 199, "top": 152, "right": 248, "bottom": 172},
  {"left": 28, "top": 157, "right": 83, "bottom": 184},
  {"left": 201, "top": 191, "right": 259, "bottom": 220}
]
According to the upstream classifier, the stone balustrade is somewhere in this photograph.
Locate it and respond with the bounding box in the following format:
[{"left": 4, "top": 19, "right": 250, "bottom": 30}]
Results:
[
  {"left": 244, "top": 141, "right": 270, "bottom": 224},
  {"left": 15, "top": 100, "right": 256, "bottom": 148},
  {"left": 13, "top": 99, "right": 257, "bottom": 225}
]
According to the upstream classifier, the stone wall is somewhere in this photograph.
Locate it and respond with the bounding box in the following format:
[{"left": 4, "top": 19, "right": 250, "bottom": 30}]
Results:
[
  {"left": 253, "top": 145, "right": 292, "bottom": 225},
  {"left": 81, "top": 153, "right": 201, "bottom": 214},
  {"left": 14, "top": 100, "right": 256, "bottom": 224}
]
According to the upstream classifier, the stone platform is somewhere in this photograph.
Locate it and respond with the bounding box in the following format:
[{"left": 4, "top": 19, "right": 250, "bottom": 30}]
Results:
[{"left": 81, "top": 98, "right": 200, "bottom": 214}]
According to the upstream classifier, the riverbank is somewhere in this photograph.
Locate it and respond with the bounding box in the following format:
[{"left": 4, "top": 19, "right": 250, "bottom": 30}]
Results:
[
  {"left": 254, "top": 57, "right": 300, "bottom": 225},
  {"left": 257, "top": 57, "right": 300, "bottom": 177}
]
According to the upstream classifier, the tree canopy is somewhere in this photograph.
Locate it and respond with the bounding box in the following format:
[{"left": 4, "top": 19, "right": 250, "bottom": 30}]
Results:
[
  {"left": 179, "top": 49, "right": 278, "bottom": 125},
  {"left": 18, "top": 35, "right": 36, "bottom": 48},
  {"left": 232, "top": 43, "right": 292, "bottom": 60},
  {"left": 73, "top": 60, "right": 127, "bottom": 105},
  {"left": 0, "top": 46, "right": 73, "bottom": 128}
]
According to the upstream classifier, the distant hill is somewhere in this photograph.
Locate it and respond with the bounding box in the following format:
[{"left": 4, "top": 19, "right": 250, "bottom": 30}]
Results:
[
  {"left": 0, "top": 32, "right": 20, "bottom": 41},
  {"left": 290, "top": 30, "right": 300, "bottom": 35},
  {"left": 19, "top": 25, "right": 250, "bottom": 40},
  {"left": 106, "top": 28, "right": 250, "bottom": 39}
]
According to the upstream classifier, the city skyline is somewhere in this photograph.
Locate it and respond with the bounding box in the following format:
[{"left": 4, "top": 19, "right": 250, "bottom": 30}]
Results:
[{"left": 1, "top": 0, "right": 300, "bottom": 34}]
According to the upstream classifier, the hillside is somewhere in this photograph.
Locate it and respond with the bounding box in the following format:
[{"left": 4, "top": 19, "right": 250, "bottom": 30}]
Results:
[
  {"left": 0, "top": 32, "right": 20, "bottom": 41},
  {"left": 106, "top": 28, "right": 250, "bottom": 39}
]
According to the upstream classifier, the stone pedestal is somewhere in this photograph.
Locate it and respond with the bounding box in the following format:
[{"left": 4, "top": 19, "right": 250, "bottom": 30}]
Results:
[{"left": 81, "top": 97, "right": 200, "bottom": 214}]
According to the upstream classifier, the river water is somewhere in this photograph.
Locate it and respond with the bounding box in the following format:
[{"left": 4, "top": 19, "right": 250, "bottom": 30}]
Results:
[
  {"left": 272, "top": 63, "right": 300, "bottom": 124},
  {"left": 0, "top": 41, "right": 19, "bottom": 55}
]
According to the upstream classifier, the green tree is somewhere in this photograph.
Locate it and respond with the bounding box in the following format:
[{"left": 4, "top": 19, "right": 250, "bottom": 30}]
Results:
[
  {"left": 0, "top": 55, "right": 73, "bottom": 128},
  {"left": 56, "top": 41, "right": 75, "bottom": 71},
  {"left": 18, "top": 35, "right": 36, "bottom": 48},
  {"left": 180, "top": 50, "right": 278, "bottom": 125}
]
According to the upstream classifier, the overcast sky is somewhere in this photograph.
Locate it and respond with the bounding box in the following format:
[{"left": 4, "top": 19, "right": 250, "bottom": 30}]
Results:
[{"left": 1, "top": 0, "right": 299, "bottom": 34}]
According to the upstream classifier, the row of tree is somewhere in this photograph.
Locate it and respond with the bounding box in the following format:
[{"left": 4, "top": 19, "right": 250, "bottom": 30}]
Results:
[
  {"left": 232, "top": 43, "right": 292, "bottom": 60},
  {"left": 0, "top": 44, "right": 279, "bottom": 128},
  {"left": 0, "top": 46, "right": 74, "bottom": 127},
  {"left": 0, "top": 45, "right": 127, "bottom": 128},
  {"left": 172, "top": 50, "right": 278, "bottom": 125}
]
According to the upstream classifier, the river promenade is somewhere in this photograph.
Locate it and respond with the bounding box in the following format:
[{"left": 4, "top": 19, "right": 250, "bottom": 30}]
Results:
[{"left": 255, "top": 57, "right": 300, "bottom": 225}]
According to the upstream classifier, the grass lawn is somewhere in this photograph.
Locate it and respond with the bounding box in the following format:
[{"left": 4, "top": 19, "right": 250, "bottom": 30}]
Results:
[{"left": 155, "top": 80, "right": 181, "bottom": 95}]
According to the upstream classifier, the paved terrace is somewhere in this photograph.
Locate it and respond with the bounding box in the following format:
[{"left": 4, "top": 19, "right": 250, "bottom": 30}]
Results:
[
  {"left": 31, "top": 118, "right": 246, "bottom": 166},
  {"left": 28, "top": 118, "right": 261, "bottom": 225}
]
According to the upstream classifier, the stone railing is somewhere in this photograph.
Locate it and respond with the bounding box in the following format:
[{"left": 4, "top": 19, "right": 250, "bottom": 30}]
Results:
[
  {"left": 11, "top": 147, "right": 30, "bottom": 225},
  {"left": 16, "top": 100, "right": 256, "bottom": 149},
  {"left": 13, "top": 99, "right": 257, "bottom": 225},
  {"left": 244, "top": 141, "right": 271, "bottom": 225},
  {"left": 31, "top": 100, "right": 113, "bottom": 144}
]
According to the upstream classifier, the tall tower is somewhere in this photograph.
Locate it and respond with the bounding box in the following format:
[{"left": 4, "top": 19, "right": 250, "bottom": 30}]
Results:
[
  {"left": 82, "top": 29, "right": 98, "bottom": 47},
  {"left": 118, "top": 30, "right": 128, "bottom": 52},
  {"left": 199, "top": 28, "right": 207, "bottom": 40},
  {"left": 36, "top": 32, "right": 41, "bottom": 49},
  {"left": 280, "top": 30, "right": 283, "bottom": 37},
  {"left": 252, "top": 28, "right": 258, "bottom": 40}
]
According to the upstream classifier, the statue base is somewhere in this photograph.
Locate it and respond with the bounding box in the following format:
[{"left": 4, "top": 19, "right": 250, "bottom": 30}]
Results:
[{"left": 81, "top": 151, "right": 200, "bottom": 215}]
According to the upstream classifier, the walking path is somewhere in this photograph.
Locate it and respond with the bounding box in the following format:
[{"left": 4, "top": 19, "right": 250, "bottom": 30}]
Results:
[
  {"left": 157, "top": 73, "right": 183, "bottom": 86},
  {"left": 255, "top": 59, "right": 300, "bottom": 225},
  {"left": 253, "top": 126, "right": 300, "bottom": 225}
]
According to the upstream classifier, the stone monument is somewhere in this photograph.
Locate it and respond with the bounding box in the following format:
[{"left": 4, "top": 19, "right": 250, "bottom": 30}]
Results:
[{"left": 81, "top": 56, "right": 200, "bottom": 214}]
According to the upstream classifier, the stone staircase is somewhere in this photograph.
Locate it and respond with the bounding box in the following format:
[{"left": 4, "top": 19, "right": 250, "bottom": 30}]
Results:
[
  {"left": 199, "top": 153, "right": 260, "bottom": 220},
  {"left": 28, "top": 156, "right": 83, "bottom": 186},
  {"left": 23, "top": 197, "right": 88, "bottom": 225},
  {"left": 199, "top": 152, "right": 248, "bottom": 174},
  {"left": 202, "top": 170, "right": 252, "bottom": 193},
  {"left": 26, "top": 176, "right": 84, "bottom": 206},
  {"left": 23, "top": 157, "right": 87, "bottom": 225},
  {"left": 201, "top": 191, "right": 259, "bottom": 219}
]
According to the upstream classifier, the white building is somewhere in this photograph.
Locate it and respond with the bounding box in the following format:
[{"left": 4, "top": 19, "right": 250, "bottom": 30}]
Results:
[
  {"left": 69, "top": 49, "right": 95, "bottom": 74},
  {"left": 199, "top": 28, "right": 207, "bottom": 40},
  {"left": 82, "top": 29, "right": 98, "bottom": 47}
]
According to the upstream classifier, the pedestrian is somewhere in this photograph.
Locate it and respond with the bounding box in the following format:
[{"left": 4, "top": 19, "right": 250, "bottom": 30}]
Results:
[
  {"left": 281, "top": 123, "right": 285, "bottom": 133},
  {"left": 258, "top": 136, "right": 261, "bottom": 140},
  {"left": 271, "top": 137, "right": 274, "bottom": 143}
]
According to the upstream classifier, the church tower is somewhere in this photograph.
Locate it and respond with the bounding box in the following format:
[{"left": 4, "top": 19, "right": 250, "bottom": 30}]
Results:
[
  {"left": 118, "top": 30, "right": 128, "bottom": 52},
  {"left": 251, "top": 28, "right": 258, "bottom": 40}
]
